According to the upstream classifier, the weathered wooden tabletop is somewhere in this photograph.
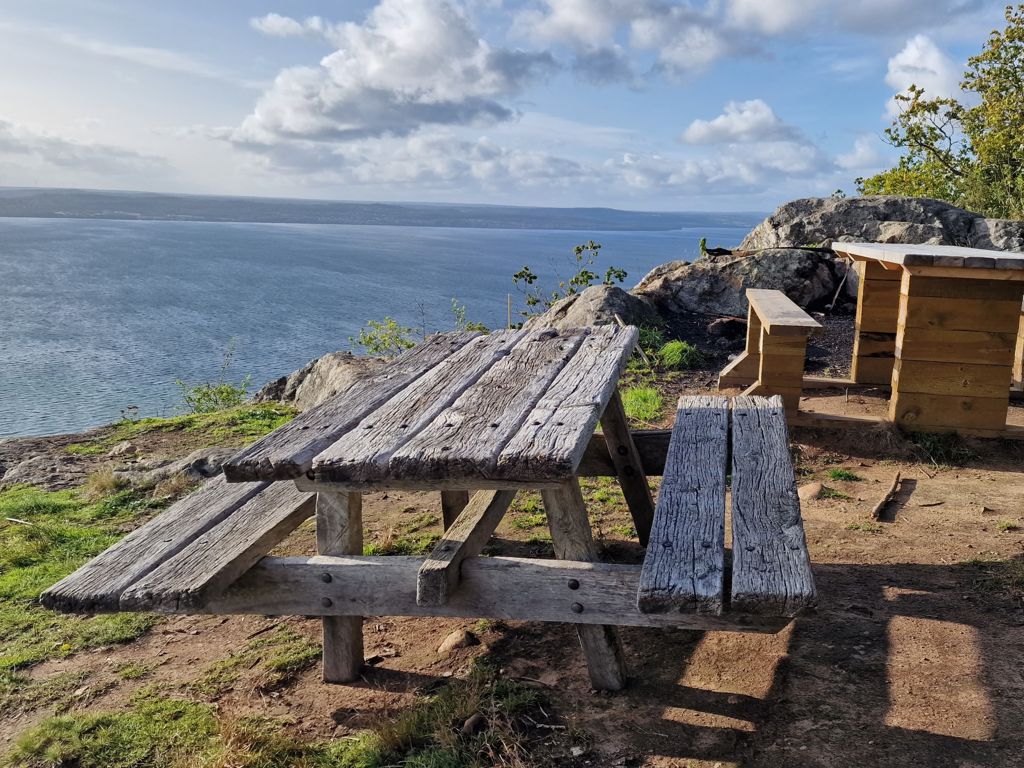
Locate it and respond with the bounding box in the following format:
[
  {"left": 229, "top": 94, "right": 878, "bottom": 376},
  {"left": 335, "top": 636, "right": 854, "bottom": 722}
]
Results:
[
  {"left": 834, "top": 241, "right": 1024, "bottom": 271},
  {"left": 225, "top": 326, "right": 638, "bottom": 486}
]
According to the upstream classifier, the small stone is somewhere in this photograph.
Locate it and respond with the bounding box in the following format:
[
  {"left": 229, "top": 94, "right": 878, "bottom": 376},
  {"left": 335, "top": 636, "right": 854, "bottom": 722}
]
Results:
[
  {"left": 461, "top": 713, "right": 486, "bottom": 735},
  {"left": 798, "top": 482, "right": 823, "bottom": 502},
  {"left": 107, "top": 441, "right": 137, "bottom": 458},
  {"left": 437, "top": 629, "right": 478, "bottom": 656},
  {"left": 571, "top": 746, "right": 586, "bottom": 758}
]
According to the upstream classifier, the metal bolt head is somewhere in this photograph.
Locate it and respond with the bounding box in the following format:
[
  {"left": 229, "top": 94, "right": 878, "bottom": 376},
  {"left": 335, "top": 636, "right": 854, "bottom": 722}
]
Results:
[
  {"left": 571, "top": 602, "right": 584, "bottom": 613},
  {"left": 320, "top": 572, "right": 333, "bottom": 583},
  {"left": 320, "top": 597, "right": 333, "bottom": 608},
  {"left": 567, "top": 579, "right": 580, "bottom": 590}
]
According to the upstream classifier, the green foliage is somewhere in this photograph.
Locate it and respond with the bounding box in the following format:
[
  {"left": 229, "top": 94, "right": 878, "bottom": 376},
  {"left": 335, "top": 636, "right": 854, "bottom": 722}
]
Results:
[
  {"left": 826, "top": 468, "right": 863, "bottom": 482},
  {"left": 450, "top": 299, "right": 488, "bottom": 333},
  {"left": 858, "top": 5, "right": 1024, "bottom": 217},
  {"left": 658, "top": 340, "right": 704, "bottom": 370},
  {"left": 845, "top": 522, "right": 884, "bottom": 534},
  {"left": 910, "top": 432, "right": 977, "bottom": 467},
  {"left": 0, "top": 486, "right": 162, "bottom": 673},
  {"left": 191, "top": 626, "right": 320, "bottom": 697},
  {"left": 350, "top": 317, "right": 417, "bottom": 357},
  {"left": 997, "top": 519, "right": 1021, "bottom": 533},
  {"left": 176, "top": 340, "right": 251, "bottom": 414},
  {"left": 620, "top": 386, "right": 663, "bottom": 425},
  {"left": 509, "top": 513, "right": 547, "bottom": 530},
  {"left": 512, "top": 241, "right": 626, "bottom": 316},
  {"left": 819, "top": 487, "right": 851, "bottom": 500}
]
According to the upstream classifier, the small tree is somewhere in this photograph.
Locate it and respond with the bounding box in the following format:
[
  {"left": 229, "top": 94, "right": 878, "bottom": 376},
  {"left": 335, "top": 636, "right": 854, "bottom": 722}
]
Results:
[
  {"left": 176, "top": 339, "right": 251, "bottom": 414},
  {"left": 349, "top": 317, "right": 416, "bottom": 357},
  {"left": 512, "top": 240, "right": 627, "bottom": 317}
]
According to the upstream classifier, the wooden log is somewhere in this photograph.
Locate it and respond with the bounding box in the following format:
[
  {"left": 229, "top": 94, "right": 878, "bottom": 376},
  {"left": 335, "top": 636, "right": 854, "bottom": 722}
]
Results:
[
  {"left": 872, "top": 472, "right": 901, "bottom": 520},
  {"left": 120, "top": 483, "right": 315, "bottom": 611},
  {"left": 224, "top": 332, "right": 480, "bottom": 481},
  {"left": 729, "top": 396, "right": 816, "bottom": 616},
  {"left": 41, "top": 476, "right": 267, "bottom": 613},
  {"left": 637, "top": 396, "right": 727, "bottom": 614},
  {"left": 417, "top": 490, "right": 517, "bottom": 607},
  {"left": 541, "top": 479, "right": 628, "bottom": 691},
  {"left": 317, "top": 490, "right": 364, "bottom": 683},
  {"left": 598, "top": 390, "right": 655, "bottom": 546},
  {"left": 440, "top": 490, "right": 470, "bottom": 529},
  {"left": 202, "top": 555, "right": 789, "bottom": 632}
]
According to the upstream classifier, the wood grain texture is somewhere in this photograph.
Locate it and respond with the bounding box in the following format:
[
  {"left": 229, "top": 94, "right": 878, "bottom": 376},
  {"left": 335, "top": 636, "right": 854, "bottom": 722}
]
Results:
[
  {"left": 41, "top": 476, "right": 267, "bottom": 613},
  {"left": 202, "top": 556, "right": 789, "bottom": 632},
  {"left": 729, "top": 395, "right": 816, "bottom": 617},
  {"left": 416, "top": 490, "right": 517, "bottom": 607},
  {"left": 834, "top": 242, "right": 1024, "bottom": 270},
  {"left": 746, "top": 289, "right": 821, "bottom": 335},
  {"left": 638, "top": 396, "right": 727, "bottom": 615},
  {"left": 312, "top": 330, "right": 528, "bottom": 482},
  {"left": 224, "top": 332, "right": 480, "bottom": 481},
  {"left": 317, "top": 490, "right": 364, "bottom": 683},
  {"left": 120, "top": 483, "right": 315, "bottom": 611},
  {"left": 599, "top": 389, "right": 655, "bottom": 546},
  {"left": 496, "top": 326, "right": 637, "bottom": 480},
  {"left": 389, "top": 329, "right": 584, "bottom": 481},
  {"left": 541, "top": 479, "right": 627, "bottom": 691}
]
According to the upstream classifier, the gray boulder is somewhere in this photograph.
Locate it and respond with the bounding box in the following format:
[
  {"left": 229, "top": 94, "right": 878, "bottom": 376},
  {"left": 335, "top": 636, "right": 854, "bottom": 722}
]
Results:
[
  {"left": 253, "top": 351, "right": 385, "bottom": 411},
  {"left": 740, "top": 195, "right": 1024, "bottom": 252},
  {"left": 125, "top": 446, "right": 237, "bottom": 487},
  {"left": 524, "top": 285, "right": 660, "bottom": 330},
  {"left": 634, "top": 248, "right": 845, "bottom": 317}
]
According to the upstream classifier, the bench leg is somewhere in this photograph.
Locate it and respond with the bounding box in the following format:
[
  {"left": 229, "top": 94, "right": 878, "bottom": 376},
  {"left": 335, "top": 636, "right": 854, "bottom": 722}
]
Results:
[
  {"left": 317, "top": 491, "right": 363, "bottom": 683},
  {"left": 440, "top": 490, "right": 470, "bottom": 529},
  {"left": 599, "top": 390, "right": 655, "bottom": 546},
  {"left": 541, "top": 479, "right": 627, "bottom": 691}
]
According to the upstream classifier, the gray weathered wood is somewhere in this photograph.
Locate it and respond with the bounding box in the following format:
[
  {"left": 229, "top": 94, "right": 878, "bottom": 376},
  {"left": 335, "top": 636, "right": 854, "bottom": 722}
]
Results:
[
  {"left": 41, "top": 476, "right": 267, "bottom": 612},
  {"left": 318, "top": 490, "right": 364, "bottom": 683},
  {"left": 833, "top": 241, "right": 1024, "bottom": 271},
  {"left": 440, "top": 490, "right": 470, "bottom": 528},
  {"left": 638, "top": 396, "right": 728, "bottom": 615},
  {"left": 312, "top": 330, "right": 528, "bottom": 483},
  {"left": 388, "top": 329, "right": 585, "bottom": 481},
  {"left": 223, "top": 332, "right": 481, "bottom": 481},
  {"left": 496, "top": 326, "right": 638, "bottom": 480},
  {"left": 417, "top": 490, "right": 517, "bottom": 606},
  {"left": 119, "top": 482, "right": 315, "bottom": 611},
  {"left": 599, "top": 389, "right": 656, "bottom": 546},
  {"left": 541, "top": 479, "right": 628, "bottom": 691},
  {"left": 730, "top": 395, "right": 816, "bottom": 616},
  {"left": 746, "top": 289, "right": 821, "bottom": 335},
  {"left": 202, "top": 555, "right": 789, "bottom": 632}
]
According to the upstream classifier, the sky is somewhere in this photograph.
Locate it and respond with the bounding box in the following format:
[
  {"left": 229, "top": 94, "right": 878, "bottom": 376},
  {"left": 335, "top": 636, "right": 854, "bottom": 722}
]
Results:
[{"left": 0, "top": 0, "right": 1009, "bottom": 211}]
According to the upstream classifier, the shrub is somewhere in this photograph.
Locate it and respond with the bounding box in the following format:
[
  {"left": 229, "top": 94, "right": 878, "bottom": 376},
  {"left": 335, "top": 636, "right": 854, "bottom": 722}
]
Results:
[
  {"left": 350, "top": 316, "right": 417, "bottom": 357},
  {"left": 658, "top": 340, "right": 704, "bottom": 370},
  {"left": 176, "top": 339, "right": 252, "bottom": 414}
]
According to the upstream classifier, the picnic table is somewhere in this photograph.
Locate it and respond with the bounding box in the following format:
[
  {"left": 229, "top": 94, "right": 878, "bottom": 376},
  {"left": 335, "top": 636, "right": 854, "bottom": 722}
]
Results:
[
  {"left": 831, "top": 242, "right": 1024, "bottom": 437},
  {"left": 43, "top": 327, "right": 815, "bottom": 691}
]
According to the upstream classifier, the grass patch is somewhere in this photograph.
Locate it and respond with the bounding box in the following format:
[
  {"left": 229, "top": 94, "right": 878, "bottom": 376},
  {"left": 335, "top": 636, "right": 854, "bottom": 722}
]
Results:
[
  {"left": 910, "top": 432, "right": 977, "bottom": 467},
  {"left": 191, "top": 625, "right": 320, "bottom": 697},
  {"left": 658, "top": 340, "right": 704, "bottom": 370},
  {"left": 0, "top": 486, "right": 163, "bottom": 673},
  {"left": 509, "top": 514, "right": 546, "bottom": 530},
  {"left": 826, "top": 468, "right": 863, "bottom": 482},
  {"left": 819, "top": 487, "right": 851, "bottom": 500},
  {"left": 115, "top": 663, "right": 152, "bottom": 681},
  {"left": 845, "top": 522, "right": 884, "bottom": 533},
  {"left": 997, "top": 520, "right": 1021, "bottom": 533},
  {"left": 610, "top": 524, "right": 637, "bottom": 538},
  {"left": 965, "top": 556, "right": 1024, "bottom": 599},
  {"left": 510, "top": 494, "right": 541, "bottom": 515},
  {"left": 621, "top": 386, "right": 663, "bottom": 425},
  {"left": 66, "top": 403, "right": 297, "bottom": 457}
]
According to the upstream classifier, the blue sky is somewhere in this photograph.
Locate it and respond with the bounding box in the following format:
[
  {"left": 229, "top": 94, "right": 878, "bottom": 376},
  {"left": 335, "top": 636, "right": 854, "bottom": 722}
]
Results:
[{"left": 0, "top": 0, "right": 1008, "bottom": 210}]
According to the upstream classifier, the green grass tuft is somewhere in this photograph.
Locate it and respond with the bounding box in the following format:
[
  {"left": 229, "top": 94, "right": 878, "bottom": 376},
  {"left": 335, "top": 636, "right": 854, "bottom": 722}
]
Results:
[
  {"left": 658, "top": 340, "right": 704, "bottom": 370},
  {"left": 509, "top": 513, "right": 547, "bottom": 530},
  {"left": 826, "top": 468, "right": 863, "bottom": 482},
  {"left": 621, "top": 386, "right": 663, "bottom": 425},
  {"left": 997, "top": 520, "right": 1021, "bottom": 533}
]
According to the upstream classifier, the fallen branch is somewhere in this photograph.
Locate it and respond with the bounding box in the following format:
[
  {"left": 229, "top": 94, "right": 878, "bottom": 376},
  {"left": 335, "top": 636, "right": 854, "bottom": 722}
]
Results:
[
  {"left": 871, "top": 472, "right": 902, "bottom": 520},
  {"left": 614, "top": 313, "right": 654, "bottom": 369}
]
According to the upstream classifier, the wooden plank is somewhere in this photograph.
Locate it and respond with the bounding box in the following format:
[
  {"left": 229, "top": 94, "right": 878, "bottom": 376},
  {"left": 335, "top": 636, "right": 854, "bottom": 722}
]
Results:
[
  {"left": 1015, "top": 310, "right": 1024, "bottom": 389},
  {"left": 834, "top": 242, "right": 1024, "bottom": 270},
  {"left": 891, "top": 359, "right": 1013, "bottom": 399},
  {"left": 598, "top": 389, "right": 656, "bottom": 546},
  {"left": 746, "top": 289, "right": 821, "bottom": 335},
  {"left": 120, "top": 483, "right": 315, "bottom": 611},
  {"left": 312, "top": 330, "right": 529, "bottom": 483},
  {"left": 417, "top": 490, "right": 517, "bottom": 606},
  {"left": 729, "top": 396, "right": 816, "bottom": 616},
  {"left": 902, "top": 276, "right": 1024, "bottom": 301},
  {"left": 541, "top": 479, "right": 627, "bottom": 691},
  {"left": 496, "top": 326, "right": 637, "bottom": 481},
  {"left": 580, "top": 430, "right": 670, "bottom": 477},
  {"left": 890, "top": 392, "right": 1010, "bottom": 432},
  {"left": 851, "top": 357, "right": 895, "bottom": 386},
  {"left": 899, "top": 295, "right": 1022, "bottom": 333},
  {"left": 440, "top": 490, "right": 470, "bottom": 529},
  {"left": 853, "top": 332, "right": 897, "bottom": 358},
  {"left": 719, "top": 304, "right": 761, "bottom": 388},
  {"left": 317, "top": 490, "right": 364, "bottom": 683},
  {"left": 41, "top": 476, "right": 267, "bottom": 613},
  {"left": 896, "top": 328, "right": 1017, "bottom": 366},
  {"left": 203, "top": 555, "right": 789, "bottom": 632},
  {"left": 637, "top": 396, "right": 727, "bottom": 615},
  {"left": 389, "top": 329, "right": 586, "bottom": 482},
  {"left": 906, "top": 266, "right": 1024, "bottom": 280},
  {"left": 224, "top": 332, "right": 481, "bottom": 481}
]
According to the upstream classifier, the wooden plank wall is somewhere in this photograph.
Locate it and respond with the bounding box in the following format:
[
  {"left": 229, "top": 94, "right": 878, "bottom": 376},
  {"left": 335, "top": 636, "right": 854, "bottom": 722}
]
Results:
[{"left": 851, "top": 260, "right": 901, "bottom": 385}]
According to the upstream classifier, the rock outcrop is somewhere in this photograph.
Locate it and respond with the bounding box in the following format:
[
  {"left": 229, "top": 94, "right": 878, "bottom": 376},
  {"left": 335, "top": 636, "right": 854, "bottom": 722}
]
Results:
[
  {"left": 523, "top": 285, "right": 659, "bottom": 330},
  {"left": 253, "top": 351, "right": 385, "bottom": 411},
  {"left": 740, "top": 195, "right": 1024, "bottom": 252}
]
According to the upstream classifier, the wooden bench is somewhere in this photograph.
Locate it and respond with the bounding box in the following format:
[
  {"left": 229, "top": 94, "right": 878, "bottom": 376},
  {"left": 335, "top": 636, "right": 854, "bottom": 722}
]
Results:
[
  {"left": 718, "top": 289, "right": 821, "bottom": 414},
  {"left": 1014, "top": 302, "right": 1024, "bottom": 391},
  {"left": 638, "top": 395, "right": 815, "bottom": 617}
]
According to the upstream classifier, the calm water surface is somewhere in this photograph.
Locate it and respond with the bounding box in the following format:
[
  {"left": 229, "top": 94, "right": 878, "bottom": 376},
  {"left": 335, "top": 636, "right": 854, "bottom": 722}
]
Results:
[{"left": 0, "top": 218, "right": 749, "bottom": 436}]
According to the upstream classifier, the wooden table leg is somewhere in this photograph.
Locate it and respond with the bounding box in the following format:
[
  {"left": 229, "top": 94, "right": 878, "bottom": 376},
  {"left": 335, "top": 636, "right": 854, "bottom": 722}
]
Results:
[
  {"left": 541, "top": 479, "right": 627, "bottom": 691},
  {"left": 851, "top": 260, "right": 902, "bottom": 385},
  {"left": 600, "top": 390, "right": 655, "bottom": 546},
  {"left": 440, "top": 490, "right": 470, "bottom": 529},
  {"left": 316, "top": 491, "right": 363, "bottom": 683}
]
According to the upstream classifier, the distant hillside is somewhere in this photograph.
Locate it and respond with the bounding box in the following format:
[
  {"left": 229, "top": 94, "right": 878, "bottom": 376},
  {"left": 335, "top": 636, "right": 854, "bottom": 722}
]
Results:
[{"left": 0, "top": 187, "right": 762, "bottom": 231}]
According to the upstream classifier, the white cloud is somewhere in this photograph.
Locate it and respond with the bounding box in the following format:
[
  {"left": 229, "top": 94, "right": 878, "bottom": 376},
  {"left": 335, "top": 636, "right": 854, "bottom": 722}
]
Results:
[
  {"left": 0, "top": 118, "right": 165, "bottom": 174},
  {"left": 250, "top": 13, "right": 307, "bottom": 37},
  {"left": 836, "top": 134, "right": 888, "bottom": 172},
  {"left": 725, "top": 0, "right": 822, "bottom": 35},
  {"left": 681, "top": 99, "right": 803, "bottom": 144},
  {"left": 885, "top": 34, "right": 962, "bottom": 114},
  {"left": 233, "top": 0, "right": 557, "bottom": 145}
]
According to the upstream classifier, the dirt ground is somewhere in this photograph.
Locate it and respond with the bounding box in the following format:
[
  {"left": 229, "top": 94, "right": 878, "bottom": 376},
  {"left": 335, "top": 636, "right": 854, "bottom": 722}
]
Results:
[{"left": 4, "top": 330, "right": 1024, "bottom": 765}]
